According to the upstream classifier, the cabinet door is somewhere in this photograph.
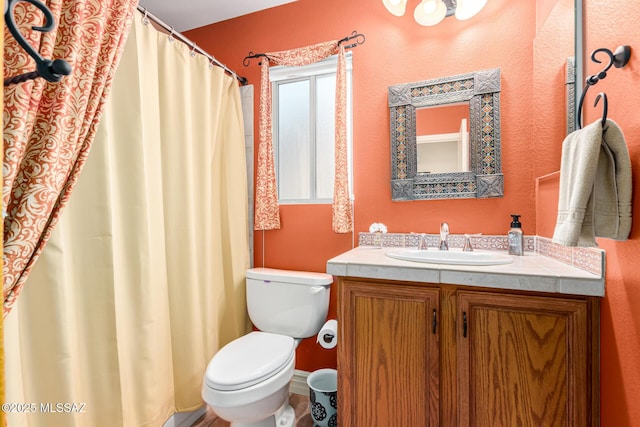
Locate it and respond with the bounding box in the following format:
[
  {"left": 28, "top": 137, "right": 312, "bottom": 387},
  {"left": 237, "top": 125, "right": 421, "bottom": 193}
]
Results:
[
  {"left": 457, "top": 291, "right": 589, "bottom": 427},
  {"left": 338, "top": 279, "right": 440, "bottom": 427}
]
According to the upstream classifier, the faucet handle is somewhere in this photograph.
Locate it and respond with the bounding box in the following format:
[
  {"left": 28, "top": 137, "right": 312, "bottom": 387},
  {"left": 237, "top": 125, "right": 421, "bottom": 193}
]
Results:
[
  {"left": 463, "top": 233, "right": 482, "bottom": 252},
  {"left": 415, "top": 233, "right": 428, "bottom": 250}
]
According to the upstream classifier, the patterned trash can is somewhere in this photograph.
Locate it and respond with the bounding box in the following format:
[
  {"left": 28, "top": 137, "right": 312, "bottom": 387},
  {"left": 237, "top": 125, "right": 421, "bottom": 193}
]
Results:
[{"left": 307, "top": 368, "right": 337, "bottom": 427}]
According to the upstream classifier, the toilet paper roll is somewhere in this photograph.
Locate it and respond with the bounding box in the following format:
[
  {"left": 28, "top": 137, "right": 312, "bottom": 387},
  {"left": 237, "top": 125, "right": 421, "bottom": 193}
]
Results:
[{"left": 317, "top": 319, "right": 338, "bottom": 349}]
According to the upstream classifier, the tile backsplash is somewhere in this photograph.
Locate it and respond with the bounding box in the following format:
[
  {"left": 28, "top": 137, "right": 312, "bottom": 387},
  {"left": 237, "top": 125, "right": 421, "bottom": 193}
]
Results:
[
  {"left": 359, "top": 232, "right": 604, "bottom": 277},
  {"left": 359, "top": 232, "right": 535, "bottom": 252},
  {"left": 535, "top": 236, "right": 604, "bottom": 277}
]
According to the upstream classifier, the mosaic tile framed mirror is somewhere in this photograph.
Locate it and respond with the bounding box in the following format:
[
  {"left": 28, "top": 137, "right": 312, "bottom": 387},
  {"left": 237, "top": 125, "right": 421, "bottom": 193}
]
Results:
[{"left": 388, "top": 68, "right": 502, "bottom": 200}]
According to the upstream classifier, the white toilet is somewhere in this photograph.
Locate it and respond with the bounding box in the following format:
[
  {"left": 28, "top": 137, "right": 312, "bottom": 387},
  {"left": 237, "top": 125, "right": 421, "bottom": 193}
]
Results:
[{"left": 202, "top": 267, "right": 333, "bottom": 427}]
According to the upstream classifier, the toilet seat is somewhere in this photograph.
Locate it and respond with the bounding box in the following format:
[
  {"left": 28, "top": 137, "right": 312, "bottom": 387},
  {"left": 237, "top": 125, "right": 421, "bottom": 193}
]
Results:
[{"left": 204, "top": 331, "right": 295, "bottom": 391}]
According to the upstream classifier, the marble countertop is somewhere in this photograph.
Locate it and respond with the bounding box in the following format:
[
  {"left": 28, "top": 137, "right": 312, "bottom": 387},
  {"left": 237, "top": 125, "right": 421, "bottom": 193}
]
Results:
[{"left": 326, "top": 246, "right": 605, "bottom": 297}]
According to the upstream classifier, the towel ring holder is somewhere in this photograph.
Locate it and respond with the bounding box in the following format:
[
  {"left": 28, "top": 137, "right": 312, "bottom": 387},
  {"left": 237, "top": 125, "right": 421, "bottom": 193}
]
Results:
[
  {"left": 576, "top": 45, "right": 630, "bottom": 129},
  {"left": 594, "top": 93, "right": 608, "bottom": 128}
]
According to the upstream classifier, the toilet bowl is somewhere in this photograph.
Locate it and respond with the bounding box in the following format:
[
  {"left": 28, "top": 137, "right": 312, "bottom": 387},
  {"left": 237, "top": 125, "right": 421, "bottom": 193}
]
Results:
[
  {"left": 202, "top": 268, "right": 333, "bottom": 426},
  {"left": 203, "top": 332, "right": 297, "bottom": 426}
]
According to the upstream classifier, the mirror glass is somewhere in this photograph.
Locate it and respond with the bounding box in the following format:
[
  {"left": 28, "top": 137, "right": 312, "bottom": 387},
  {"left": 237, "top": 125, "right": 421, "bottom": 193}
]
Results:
[
  {"left": 389, "top": 68, "right": 502, "bottom": 201},
  {"left": 416, "top": 103, "right": 470, "bottom": 174}
]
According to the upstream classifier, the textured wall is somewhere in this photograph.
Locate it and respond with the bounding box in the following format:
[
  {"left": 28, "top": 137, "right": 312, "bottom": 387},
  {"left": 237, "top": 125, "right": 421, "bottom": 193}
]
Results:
[
  {"left": 187, "top": 0, "right": 535, "bottom": 372},
  {"left": 534, "top": 2, "right": 640, "bottom": 425},
  {"left": 583, "top": 1, "right": 640, "bottom": 425},
  {"left": 188, "top": 2, "right": 640, "bottom": 423}
]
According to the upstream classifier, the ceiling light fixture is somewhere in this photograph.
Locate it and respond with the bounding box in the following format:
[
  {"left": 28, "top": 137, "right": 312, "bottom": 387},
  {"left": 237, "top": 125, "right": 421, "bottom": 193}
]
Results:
[{"left": 383, "top": 0, "right": 488, "bottom": 26}]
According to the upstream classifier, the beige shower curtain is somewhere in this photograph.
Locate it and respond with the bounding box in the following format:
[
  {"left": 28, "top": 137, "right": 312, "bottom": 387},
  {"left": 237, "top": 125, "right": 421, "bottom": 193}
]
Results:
[{"left": 4, "top": 14, "right": 250, "bottom": 427}]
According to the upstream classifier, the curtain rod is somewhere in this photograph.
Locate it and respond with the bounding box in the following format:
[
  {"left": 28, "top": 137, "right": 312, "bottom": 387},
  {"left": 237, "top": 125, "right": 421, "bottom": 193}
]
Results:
[
  {"left": 242, "top": 31, "right": 366, "bottom": 67},
  {"left": 136, "top": 6, "right": 247, "bottom": 85}
]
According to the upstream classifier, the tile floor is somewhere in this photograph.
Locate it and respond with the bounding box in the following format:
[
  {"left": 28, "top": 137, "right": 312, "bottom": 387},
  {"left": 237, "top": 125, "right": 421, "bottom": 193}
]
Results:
[{"left": 191, "top": 393, "right": 313, "bottom": 427}]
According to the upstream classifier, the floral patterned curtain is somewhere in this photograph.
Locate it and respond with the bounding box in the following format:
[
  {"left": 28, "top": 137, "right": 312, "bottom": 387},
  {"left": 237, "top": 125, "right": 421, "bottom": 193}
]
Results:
[
  {"left": 2, "top": 0, "right": 138, "bottom": 316},
  {"left": 255, "top": 40, "right": 353, "bottom": 232},
  {"left": 332, "top": 45, "right": 352, "bottom": 233}
]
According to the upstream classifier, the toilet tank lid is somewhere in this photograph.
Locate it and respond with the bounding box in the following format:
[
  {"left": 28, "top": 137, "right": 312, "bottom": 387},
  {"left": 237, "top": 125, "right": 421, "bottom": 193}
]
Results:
[{"left": 247, "top": 268, "right": 333, "bottom": 286}]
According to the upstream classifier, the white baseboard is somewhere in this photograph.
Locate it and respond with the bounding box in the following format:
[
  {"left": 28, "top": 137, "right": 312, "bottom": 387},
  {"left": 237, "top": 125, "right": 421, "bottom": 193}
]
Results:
[
  {"left": 290, "top": 369, "right": 310, "bottom": 396},
  {"left": 162, "top": 405, "right": 206, "bottom": 427}
]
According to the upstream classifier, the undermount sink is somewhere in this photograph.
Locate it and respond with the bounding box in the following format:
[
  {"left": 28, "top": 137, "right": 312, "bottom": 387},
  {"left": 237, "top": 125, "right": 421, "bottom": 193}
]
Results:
[{"left": 385, "top": 248, "right": 514, "bottom": 266}]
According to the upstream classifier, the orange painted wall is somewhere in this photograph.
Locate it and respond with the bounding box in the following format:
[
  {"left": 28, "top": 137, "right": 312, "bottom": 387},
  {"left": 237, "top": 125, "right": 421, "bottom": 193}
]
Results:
[
  {"left": 530, "top": 1, "right": 640, "bottom": 425},
  {"left": 188, "top": 1, "right": 640, "bottom": 423},
  {"left": 582, "top": 1, "right": 640, "bottom": 425},
  {"left": 537, "top": 0, "right": 562, "bottom": 32},
  {"left": 188, "top": 0, "right": 536, "bottom": 373},
  {"left": 535, "top": 0, "right": 640, "bottom": 427},
  {"left": 187, "top": 0, "right": 536, "bottom": 369}
]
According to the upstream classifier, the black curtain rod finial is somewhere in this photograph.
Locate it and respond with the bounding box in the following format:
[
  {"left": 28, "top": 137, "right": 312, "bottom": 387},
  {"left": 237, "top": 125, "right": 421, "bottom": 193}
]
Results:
[
  {"left": 243, "top": 52, "right": 271, "bottom": 67},
  {"left": 338, "top": 30, "right": 365, "bottom": 47},
  {"left": 38, "top": 58, "right": 73, "bottom": 82}
]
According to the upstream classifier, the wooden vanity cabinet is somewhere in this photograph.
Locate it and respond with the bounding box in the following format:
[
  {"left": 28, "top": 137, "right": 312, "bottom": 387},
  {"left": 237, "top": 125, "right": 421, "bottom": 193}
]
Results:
[
  {"left": 337, "top": 277, "right": 600, "bottom": 427},
  {"left": 337, "top": 279, "right": 440, "bottom": 426},
  {"left": 457, "top": 290, "right": 599, "bottom": 427}
]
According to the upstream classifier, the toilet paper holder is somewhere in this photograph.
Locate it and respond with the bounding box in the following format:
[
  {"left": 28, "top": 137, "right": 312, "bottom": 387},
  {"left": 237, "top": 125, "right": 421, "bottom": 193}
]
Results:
[
  {"left": 322, "top": 333, "right": 334, "bottom": 343},
  {"left": 317, "top": 319, "right": 338, "bottom": 349}
]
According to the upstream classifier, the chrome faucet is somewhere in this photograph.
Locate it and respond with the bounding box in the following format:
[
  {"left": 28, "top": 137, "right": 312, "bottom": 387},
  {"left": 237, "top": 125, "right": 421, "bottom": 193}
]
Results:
[{"left": 439, "top": 222, "right": 449, "bottom": 251}]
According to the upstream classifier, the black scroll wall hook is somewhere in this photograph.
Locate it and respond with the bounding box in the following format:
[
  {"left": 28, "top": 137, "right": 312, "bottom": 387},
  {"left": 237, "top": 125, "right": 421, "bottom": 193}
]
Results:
[
  {"left": 576, "top": 45, "right": 630, "bottom": 129},
  {"left": 4, "top": 0, "right": 72, "bottom": 86}
]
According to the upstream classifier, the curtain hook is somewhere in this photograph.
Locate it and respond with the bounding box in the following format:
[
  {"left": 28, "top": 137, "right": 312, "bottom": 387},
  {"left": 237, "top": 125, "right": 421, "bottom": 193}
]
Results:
[
  {"left": 168, "top": 27, "right": 175, "bottom": 42},
  {"left": 141, "top": 8, "right": 149, "bottom": 25},
  {"left": 209, "top": 59, "right": 214, "bottom": 69},
  {"left": 190, "top": 42, "right": 197, "bottom": 57}
]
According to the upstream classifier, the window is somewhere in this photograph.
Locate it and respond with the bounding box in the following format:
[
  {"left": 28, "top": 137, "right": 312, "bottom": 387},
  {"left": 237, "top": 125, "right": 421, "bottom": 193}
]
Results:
[{"left": 271, "top": 53, "right": 353, "bottom": 204}]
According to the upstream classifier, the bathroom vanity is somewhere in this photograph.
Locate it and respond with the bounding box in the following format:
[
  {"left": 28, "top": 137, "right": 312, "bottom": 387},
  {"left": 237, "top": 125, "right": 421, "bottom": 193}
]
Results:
[{"left": 327, "top": 246, "right": 602, "bottom": 426}]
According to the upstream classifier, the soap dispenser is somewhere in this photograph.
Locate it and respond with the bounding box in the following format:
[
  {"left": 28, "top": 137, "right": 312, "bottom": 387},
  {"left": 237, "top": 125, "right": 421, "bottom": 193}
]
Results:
[{"left": 508, "top": 214, "right": 524, "bottom": 256}]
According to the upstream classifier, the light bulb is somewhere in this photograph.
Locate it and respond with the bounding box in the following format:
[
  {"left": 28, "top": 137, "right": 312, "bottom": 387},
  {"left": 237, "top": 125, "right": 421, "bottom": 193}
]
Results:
[
  {"left": 455, "top": 0, "right": 488, "bottom": 20},
  {"left": 383, "top": 0, "right": 408, "bottom": 16},
  {"left": 414, "top": 0, "right": 446, "bottom": 26},
  {"left": 422, "top": 0, "right": 437, "bottom": 14}
]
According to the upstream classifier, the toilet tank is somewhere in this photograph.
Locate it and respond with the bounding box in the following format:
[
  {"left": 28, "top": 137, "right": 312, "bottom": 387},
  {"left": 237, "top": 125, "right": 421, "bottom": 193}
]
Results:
[{"left": 246, "top": 268, "right": 332, "bottom": 338}]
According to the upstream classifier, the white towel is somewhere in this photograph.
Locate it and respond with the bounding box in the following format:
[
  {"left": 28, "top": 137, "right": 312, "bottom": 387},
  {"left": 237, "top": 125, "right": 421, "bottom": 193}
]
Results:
[{"left": 552, "top": 118, "right": 632, "bottom": 247}]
